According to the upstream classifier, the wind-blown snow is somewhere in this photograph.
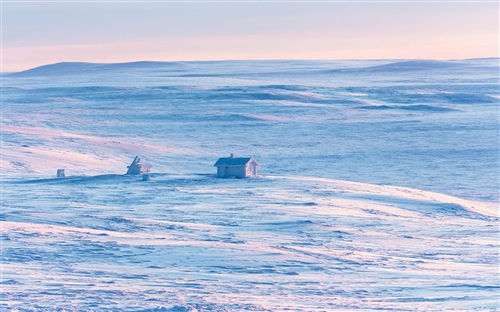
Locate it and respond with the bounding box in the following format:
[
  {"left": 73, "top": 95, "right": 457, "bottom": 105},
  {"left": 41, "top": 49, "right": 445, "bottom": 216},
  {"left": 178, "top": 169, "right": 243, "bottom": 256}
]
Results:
[{"left": 1, "top": 59, "right": 499, "bottom": 311}]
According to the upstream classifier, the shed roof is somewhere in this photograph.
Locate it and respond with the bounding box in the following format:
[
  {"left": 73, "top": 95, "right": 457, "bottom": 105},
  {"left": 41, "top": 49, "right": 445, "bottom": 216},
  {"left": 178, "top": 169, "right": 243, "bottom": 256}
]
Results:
[{"left": 213, "top": 157, "right": 258, "bottom": 167}]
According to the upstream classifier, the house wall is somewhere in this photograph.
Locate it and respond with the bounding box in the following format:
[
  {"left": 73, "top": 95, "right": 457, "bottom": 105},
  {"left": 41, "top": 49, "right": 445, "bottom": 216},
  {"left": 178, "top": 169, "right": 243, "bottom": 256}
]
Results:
[
  {"left": 217, "top": 166, "right": 226, "bottom": 178},
  {"left": 225, "top": 166, "right": 246, "bottom": 178},
  {"left": 246, "top": 163, "right": 257, "bottom": 177},
  {"left": 217, "top": 163, "right": 257, "bottom": 178}
]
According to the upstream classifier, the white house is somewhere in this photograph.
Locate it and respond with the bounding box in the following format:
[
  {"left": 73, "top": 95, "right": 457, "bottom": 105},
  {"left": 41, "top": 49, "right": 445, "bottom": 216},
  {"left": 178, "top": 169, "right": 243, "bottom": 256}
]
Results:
[{"left": 213, "top": 154, "right": 259, "bottom": 178}]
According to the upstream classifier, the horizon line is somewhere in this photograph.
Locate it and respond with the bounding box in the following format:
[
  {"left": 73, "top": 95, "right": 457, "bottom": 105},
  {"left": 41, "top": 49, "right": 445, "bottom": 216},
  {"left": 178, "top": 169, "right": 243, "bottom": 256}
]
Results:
[{"left": 4, "top": 56, "right": 500, "bottom": 74}]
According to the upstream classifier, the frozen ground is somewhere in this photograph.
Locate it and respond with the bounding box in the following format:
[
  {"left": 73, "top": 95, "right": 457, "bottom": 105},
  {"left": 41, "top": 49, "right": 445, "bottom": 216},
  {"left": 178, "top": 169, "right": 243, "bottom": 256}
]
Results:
[{"left": 1, "top": 59, "right": 499, "bottom": 311}]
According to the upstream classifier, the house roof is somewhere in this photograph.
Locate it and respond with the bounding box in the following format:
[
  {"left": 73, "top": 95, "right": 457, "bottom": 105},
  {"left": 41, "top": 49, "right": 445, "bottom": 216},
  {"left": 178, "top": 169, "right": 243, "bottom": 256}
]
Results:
[{"left": 213, "top": 157, "right": 258, "bottom": 167}]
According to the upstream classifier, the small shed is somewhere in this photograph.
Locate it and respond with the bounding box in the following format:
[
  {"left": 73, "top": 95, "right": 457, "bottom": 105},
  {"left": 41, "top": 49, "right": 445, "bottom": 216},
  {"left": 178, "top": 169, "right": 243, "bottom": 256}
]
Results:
[
  {"left": 126, "top": 156, "right": 152, "bottom": 175},
  {"left": 213, "top": 154, "right": 259, "bottom": 178}
]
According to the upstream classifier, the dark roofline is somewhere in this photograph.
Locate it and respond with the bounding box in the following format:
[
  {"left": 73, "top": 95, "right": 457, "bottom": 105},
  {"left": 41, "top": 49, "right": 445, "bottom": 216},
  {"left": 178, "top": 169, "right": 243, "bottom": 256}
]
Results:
[{"left": 213, "top": 157, "right": 259, "bottom": 167}]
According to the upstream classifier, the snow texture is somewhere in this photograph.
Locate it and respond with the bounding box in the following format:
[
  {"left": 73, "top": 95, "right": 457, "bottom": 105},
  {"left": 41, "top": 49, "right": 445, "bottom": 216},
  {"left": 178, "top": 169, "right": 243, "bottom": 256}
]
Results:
[{"left": 1, "top": 59, "right": 499, "bottom": 311}]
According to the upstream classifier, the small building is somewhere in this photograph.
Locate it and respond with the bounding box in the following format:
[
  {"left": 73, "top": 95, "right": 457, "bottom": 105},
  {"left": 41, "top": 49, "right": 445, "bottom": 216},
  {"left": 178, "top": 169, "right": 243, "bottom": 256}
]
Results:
[
  {"left": 213, "top": 154, "right": 259, "bottom": 178},
  {"left": 56, "top": 169, "right": 66, "bottom": 178},
  {"left": 126, "top": 156, "right": 152, "bottom": 175}
]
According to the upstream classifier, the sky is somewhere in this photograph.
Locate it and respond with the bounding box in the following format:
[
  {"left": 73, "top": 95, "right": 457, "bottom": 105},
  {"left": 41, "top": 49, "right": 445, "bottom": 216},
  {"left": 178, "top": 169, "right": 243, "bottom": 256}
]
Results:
[{"left": 2, "top": 1, "right": 499, "bottom": 72}]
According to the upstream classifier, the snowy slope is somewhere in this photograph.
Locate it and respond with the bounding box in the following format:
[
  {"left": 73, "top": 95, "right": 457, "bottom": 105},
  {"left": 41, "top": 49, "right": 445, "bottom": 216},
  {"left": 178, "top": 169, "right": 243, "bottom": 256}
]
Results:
[{"left": 1, "top": 59, "right": 499, "bottom": 311}]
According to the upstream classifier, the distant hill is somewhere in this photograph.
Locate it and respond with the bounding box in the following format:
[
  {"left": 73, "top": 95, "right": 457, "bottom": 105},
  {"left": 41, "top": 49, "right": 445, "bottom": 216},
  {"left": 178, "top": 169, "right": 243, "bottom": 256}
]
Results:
[
  {"left": 317, "top": 58, "right": 500, "bottom": 75},
  {"left": 360, "top": 60, "right": 463, "bottom": 72},
  {"left": 8, "top": 58, "right": 499, "bottom": 77},
  {"left": 8, "top": 61, "right": 185, "bottom": 77}
]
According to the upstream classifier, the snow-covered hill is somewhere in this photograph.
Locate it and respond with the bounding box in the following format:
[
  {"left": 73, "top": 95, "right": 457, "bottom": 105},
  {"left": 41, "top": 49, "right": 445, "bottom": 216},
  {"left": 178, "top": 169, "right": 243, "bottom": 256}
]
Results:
[{"left": 2, "top": 59, "right": 499, "bottom": 311}]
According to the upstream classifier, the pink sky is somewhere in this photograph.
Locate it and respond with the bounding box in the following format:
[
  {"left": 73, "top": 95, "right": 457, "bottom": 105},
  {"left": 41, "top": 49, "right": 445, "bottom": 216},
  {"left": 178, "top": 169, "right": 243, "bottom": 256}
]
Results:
[{"left": 3, "top": 2, "right": 499, "bottom": 72}]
